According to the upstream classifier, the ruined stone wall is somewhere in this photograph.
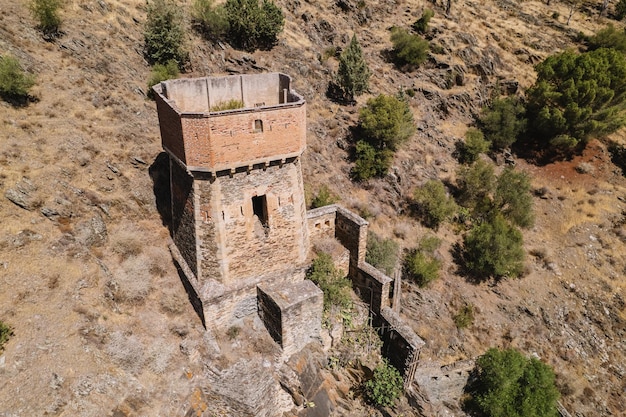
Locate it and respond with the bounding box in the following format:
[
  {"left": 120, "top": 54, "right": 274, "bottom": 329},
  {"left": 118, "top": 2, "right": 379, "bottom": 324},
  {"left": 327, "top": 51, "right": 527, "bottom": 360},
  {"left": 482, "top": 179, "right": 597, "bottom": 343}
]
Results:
[
  {"left": 334, "top": 206, "right": 368, "bottom": 271},
  {"left": 258, "top": 281, "right": 323, "bottom": 358},
  {"left": 180, "top": 104, "right": 306, "bottom": 171},
  {"left": 307, "top": 205, "right": 338, "bottom": 241},
  {"left": 204, "top": 269, "right": 307, "bottom": 329},
  {"left": 353, "top": 262, "right": 393, "bottom": 315},
  {"left": 380, "top": 307, "right": 424, "bottom": 383},
  {"left": 215, "top": 160, "right": 309, "bottom": 283},
  {"left": 170, "top": 158, "right": 197, "bottom": 277}
]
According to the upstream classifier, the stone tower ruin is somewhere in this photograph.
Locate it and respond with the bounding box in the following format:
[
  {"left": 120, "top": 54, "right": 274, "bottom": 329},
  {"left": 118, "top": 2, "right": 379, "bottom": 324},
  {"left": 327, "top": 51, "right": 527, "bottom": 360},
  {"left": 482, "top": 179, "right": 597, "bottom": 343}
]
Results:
[
  {"left": 154, "top": 72, "right": 423, "bottom": 373},
  {"left": 153, "top": 73, "right": 322, "bottom": 352}
]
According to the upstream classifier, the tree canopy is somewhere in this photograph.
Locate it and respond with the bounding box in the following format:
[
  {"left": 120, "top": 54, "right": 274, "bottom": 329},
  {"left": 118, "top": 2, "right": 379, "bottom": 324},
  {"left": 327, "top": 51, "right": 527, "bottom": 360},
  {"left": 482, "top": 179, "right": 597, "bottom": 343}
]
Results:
[
  {"left": 526, "top": 48, "right": 626, "bottom": 150},
  {"left": 224, "top": 0, "right": 284, "bottom": 51},
  {"left": 466, "top": 348, "right": 559, "bottom": 417},
  {"left": 463, "top": 213, "right": 525, "bottom": 279},
  {"left": 335, "top": 35, "right": 370, "bottom": 102},
  {"left": 144, "top": 0, "right": 188, "bottom": 67},
  {"left": 359, "top": 93, "right": 415, "bottom": 151},
  {"left": 479, "top": 96, "right": 527, "bottom": 151}
]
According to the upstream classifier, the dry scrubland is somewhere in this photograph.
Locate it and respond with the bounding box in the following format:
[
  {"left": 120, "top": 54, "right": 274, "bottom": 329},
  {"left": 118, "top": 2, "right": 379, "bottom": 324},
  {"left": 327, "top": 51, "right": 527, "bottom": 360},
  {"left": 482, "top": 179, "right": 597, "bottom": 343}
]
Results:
[{"left": 1, "top": 0, "right": 626, "bottom": 415}]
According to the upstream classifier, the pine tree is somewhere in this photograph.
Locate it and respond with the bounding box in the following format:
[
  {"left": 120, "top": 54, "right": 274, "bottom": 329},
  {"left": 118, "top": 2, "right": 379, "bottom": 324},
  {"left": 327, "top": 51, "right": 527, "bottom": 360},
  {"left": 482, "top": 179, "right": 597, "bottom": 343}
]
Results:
[{"left": 336, "top": 35, "right": 370, "bottom": 102}]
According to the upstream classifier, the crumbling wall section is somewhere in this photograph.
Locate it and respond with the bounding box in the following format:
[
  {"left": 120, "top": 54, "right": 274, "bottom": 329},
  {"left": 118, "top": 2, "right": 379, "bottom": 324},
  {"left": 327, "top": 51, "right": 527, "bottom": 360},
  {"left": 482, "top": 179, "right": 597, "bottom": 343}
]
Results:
[
  {"left": 194, "top": 173, "right": 224, "bottom": 282},
  {"left": 380, "top": 307, "right": 424, "bottom": 383},
  {"left": 353, "top": 262, "right": 393, "bottom": 315},
  {"left": 334, "top": 206, "right": 368, "bottom": 270},
  {"left": 258, "top": 280, "right": 323, "bottom": 358}
]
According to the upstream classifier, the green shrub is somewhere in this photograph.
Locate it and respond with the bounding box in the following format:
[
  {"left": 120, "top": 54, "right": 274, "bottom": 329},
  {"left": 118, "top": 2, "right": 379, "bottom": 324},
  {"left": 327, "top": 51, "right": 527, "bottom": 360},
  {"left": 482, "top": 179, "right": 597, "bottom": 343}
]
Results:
[
  {"left": 494, "top": 167, "right": 534, "bottom": 228},
  {"left": 364, "top": 359, "right": 403, "bottom": 407},
  {"left": 311, "top": 185, "right": 338, "bottom": 208},
  {"left": 29, "top": 0, "right": 62, "bottom": 36},
  {"left": 456, "top": 159, "right": 496, "bottom": 219},
  {"left": 0, "top": 321, "right": 13, "bottom": 352},
  {"left": 359, "top": 93, "right": 415, "bottom": 151},
  {"left": 526, "top": 48, "right": 626, "bottom": 152},
  {"left": 465, "top": 348, "right": 559, "bottom": 417},
  {"left": 224, "top": 0, "right": 284, "bottom": 51},
  {"left": 307, "top": 253, "right": 352, "bottom": 311},
  {"left": 587, "top": 24, "right": 626, "bottom": 53},
  {"left": 458, "top": 128, "right": 490, "bottom": 164},
  {"left": 413, "top": 8, "right": 434, "bottom": 33},
  {"left": 210, "top": 99, "right": 244, "bottom": 111},
  {"left": 0, "top": 55, "right": 35, "bottom": 103},
  {"left": 366, "top": 231, "right": 399, "bottom": 275},
  {"left": 463, "top": 214, "right": 525, "bottom": 279},
  {"left": 479, "top": 96, "right": 526, "bottom": 151},
  {"left": 147, "top": 60, "right": 179, "bottom": 98},
  {"left": 413, "top": 179, "right": 457, "bottom": 229},
  {"left": 453, "top": 304, "right": 475, "bottom": 328},
  {"left": 352, "top": 141, "right": 393, "bottom": 181},
  {"left": 405, "top": 235, "right": 441, "bottom": 287},
  {"left": 390, "top": 27, "right": 429, "bottom": 68},
  {"left": 352, "top": 93, "right": 414, "bottom": 179},
  {"left": 144, "top": 0, "right": 188, "bottom": 67},
  {"left": 192, "top": 0, "right": 229, "bottom": 39},
  {"left": 335, "top": 35, "right": 370, "bottom": 102}
]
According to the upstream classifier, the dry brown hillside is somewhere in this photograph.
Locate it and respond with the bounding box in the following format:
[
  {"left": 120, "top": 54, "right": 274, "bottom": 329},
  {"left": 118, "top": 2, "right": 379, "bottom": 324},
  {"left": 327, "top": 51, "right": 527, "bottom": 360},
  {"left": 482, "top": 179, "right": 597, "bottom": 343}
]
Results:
[{"left": 1, "top": 0, "right": 625, "bottom": 415}]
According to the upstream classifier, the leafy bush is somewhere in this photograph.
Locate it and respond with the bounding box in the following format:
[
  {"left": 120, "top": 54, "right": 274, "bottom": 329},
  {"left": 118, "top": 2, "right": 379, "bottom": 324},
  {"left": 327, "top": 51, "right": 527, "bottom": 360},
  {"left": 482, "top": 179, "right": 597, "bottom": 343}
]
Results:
[
  {"left": 494, "top": 167, "right": 534, "bottom": 228},
  {"left": 405, "top": 235, "right": 441, "bottom": 287},
  {"left": 0, "top": 55, "right": 35, "bottom": 103},
  {"left": 390, "top": 27, "right": 429, "bottom": 68},
  {"left": 456, "top": 159, "right": 496, "bottom": 218},
  {"left": 352, "top": 93, "right": 414, "bottom": 180},
  {"left": 453, "top": 304, "right": 475, "bottom": 328},
  {"left": 311, "top": 185, "right": 339, "bottom": 208},
  {"left": 526, "top": 48, "right": 626, "bottom": 151},
  {"left": 587, "top": 24, "right": 626, "bottom": 53},
  {"left": 29, "top": 0, "right": 62, "bottom": 36},
  {"left": 463, "top": 214, "right": 525, "bottom": 279},
  {"left": 413, "top": 8, "right": 434, "bottom": 33},
  {"left": 192, "top": 0, "right": 229, "bottom": 39},
  {"left": 144, "top": 0, "right": 188, "bottom": 67},
  {"left": 147, "top": 60, "right": 179, "bottom": 98},
  {"left": 479, "top": 96, "right": 526, "bottom": 151},
  {"left": 335, "top": 35, "right": 370, "bottom": 102},
  {"left": 364, "top": 359, "right": 403, "bottom": 407},
  {"left": 224, "top": 0, "right": 284, "bottom": 51},
  {"left": 0, "top": 321, "right": 14, "bottom": 352},
  {"left": 307, "top": 253, "right": 352, "bottom": 311},
  {"left": 366, "top": 231, "right": 399, "bottom": 275},
  {"left": 359, "top": 93, "right": 415, "bottom": 151},
  {"left": 352, "top": 141, "right": 393, "bottom": 181},
  {"left": 465, "top": 348, "right": 559, "bottom": 417},
  {"left": 413, "top": 179, "right": 457, "bottom": 229},
  {"left": 458, "top": 128, "right": 490, "bottom": 164}
]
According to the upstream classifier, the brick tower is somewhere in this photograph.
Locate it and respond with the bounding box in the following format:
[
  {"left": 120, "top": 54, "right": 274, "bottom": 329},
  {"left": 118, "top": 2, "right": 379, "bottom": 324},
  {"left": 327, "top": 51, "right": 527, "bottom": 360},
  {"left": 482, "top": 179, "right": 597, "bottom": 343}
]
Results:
[{"left": 153, "top": 73, "right": 318, "bottom": 332}]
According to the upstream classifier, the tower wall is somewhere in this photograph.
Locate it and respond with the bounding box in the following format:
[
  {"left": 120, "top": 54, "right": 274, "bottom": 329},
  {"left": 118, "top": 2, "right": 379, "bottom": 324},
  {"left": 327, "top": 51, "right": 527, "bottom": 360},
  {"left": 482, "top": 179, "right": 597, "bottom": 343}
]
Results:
[{"left": 204, "top": 160, "right": 309, "bottom": 284}]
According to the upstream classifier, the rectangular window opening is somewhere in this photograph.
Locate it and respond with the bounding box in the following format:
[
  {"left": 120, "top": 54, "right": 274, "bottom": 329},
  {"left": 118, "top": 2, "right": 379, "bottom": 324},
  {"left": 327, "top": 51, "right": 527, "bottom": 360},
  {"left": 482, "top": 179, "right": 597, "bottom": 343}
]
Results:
[
  {"left": 254, "top": 119, "right": 263, "bottom": 133},
  {"left": 252, "top": 195, "right": 269, "bottom": 228}
]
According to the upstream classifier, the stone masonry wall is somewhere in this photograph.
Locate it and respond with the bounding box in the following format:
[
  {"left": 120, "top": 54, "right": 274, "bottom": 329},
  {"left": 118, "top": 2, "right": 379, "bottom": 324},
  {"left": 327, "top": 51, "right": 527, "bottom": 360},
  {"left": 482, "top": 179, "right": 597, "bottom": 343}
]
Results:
[
  {"left": 215, "top": 160, "right": 309, "bottom": 284},
  {"left": 154, "top": 91, "right": 186, "bottom": 165},
  {"left": 334, "top": 206, "right": 368, "bottom": 271},
  {"left": 170, "top": 158, "right": 197, "bottom": 277},
  {"left": 353, "top": 262, "right": 393, "bottom": 315},
  {"left": 180, "top": 104, "right": 306, "bottom": 171},
  {"left": 380, "top": 307, "right": 425, "bottom": 383},
  {"left": 195, "top": 173, "right": 225, "bottom": 282}
]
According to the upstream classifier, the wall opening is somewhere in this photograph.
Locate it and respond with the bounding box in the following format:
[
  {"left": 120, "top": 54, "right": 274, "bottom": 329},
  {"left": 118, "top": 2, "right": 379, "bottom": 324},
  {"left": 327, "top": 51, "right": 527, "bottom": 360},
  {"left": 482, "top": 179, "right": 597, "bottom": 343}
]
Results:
[
  {"left": 252, "top": 195, "right": 269, "bottom": 228},
  {"left": 254, "top": 119, "right": 263, "bottom": 133}
]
